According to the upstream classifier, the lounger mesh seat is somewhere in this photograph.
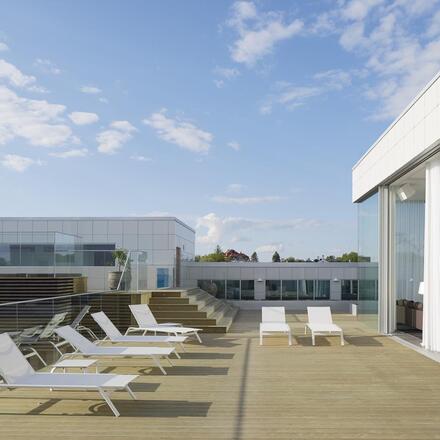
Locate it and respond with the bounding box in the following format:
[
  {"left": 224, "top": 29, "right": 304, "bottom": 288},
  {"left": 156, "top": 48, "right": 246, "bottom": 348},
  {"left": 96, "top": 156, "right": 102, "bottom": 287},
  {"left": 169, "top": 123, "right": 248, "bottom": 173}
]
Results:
[
  {"left": 305, "top": 307, "right": 345, "bottom": 346},
  {"left": 127, "top": 304, "right": 203, "bottom": 343},
  {"left": 0, "top": 333, "right": 137, "bottom": 417},
  {"left": 91, "top": 311, "right": 187, "bottom": 356},
  {"left": 55, "top": 325, "right": 175, "bottom": 375},
  {"left": 259, "top": 307, "right": 292, "bottom": 346}
]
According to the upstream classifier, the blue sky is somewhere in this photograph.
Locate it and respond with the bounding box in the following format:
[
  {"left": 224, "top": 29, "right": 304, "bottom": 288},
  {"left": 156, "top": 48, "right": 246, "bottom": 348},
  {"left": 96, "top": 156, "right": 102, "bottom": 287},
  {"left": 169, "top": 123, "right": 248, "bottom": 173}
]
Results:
[{"left": 1, "top": 0, "right": 440, "bottom": 260}]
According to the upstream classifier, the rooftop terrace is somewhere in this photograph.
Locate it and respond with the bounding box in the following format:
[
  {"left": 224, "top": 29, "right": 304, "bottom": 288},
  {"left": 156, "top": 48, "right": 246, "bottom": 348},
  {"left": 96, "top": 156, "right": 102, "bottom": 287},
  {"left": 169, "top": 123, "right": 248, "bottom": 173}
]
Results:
[{"left": 1, "top": 311, "right": 440, "bottom": 440}]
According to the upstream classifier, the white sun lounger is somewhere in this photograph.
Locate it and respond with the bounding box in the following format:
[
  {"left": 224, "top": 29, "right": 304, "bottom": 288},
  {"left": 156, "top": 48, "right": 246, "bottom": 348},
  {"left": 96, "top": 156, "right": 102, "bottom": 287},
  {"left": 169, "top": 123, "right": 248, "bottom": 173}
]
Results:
[
  {"left": 91, "top": 311, "right": 187, "bottom": 357},
  {"left": 305, "top": 306, "right": 345, "bottom": 346},
  {"left": 0, "top": 333, "right": 137, "bottom": 417},
  {"left": 55, "top": 326, "right": 174, "bottom": 375},
  {"left": 259, "top": 307, "right": 292, "bottom": 346},
  {"left": 127, "top": 304, "right": 203, "bottom": 343}
]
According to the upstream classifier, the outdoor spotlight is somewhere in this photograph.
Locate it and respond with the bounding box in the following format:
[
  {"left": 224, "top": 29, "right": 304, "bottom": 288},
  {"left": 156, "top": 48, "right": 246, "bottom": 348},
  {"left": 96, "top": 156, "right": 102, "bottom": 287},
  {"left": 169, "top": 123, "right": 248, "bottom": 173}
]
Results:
[{"left": 397, "top": 183, "right": 416, "bottom": 201}]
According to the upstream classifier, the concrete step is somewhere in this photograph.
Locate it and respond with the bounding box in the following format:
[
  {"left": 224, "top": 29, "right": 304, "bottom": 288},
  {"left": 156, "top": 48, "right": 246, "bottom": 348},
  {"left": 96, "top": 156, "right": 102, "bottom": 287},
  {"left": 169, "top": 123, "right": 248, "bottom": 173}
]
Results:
[
  {"left": 151, "top": 291, "right": 182, "bottom": 298},
  {"left": 149, "top": 304, "right": 199, "bottom": 312},
  {"left": 155, "top": 317, "right": 217, "bottom": 326},
  {"left": 149, "top": 297, "right": 190, "bottom": 305},
  {"left": 153, "top": 311, "right": 208, "bottom": 319}
]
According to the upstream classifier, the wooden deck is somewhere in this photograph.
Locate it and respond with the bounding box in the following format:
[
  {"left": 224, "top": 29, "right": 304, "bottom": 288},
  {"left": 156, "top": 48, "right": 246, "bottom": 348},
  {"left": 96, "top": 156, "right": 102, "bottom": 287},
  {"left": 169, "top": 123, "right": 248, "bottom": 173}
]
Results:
[{"left": 2, "top": 311, "right": 440, "bottom": 439}]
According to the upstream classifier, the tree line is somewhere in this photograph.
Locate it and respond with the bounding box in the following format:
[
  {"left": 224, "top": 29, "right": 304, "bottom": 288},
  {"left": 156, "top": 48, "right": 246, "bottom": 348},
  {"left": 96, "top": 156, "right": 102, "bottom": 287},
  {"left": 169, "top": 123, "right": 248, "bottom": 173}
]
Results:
[{"left": 194, "top": 246, "right": 359, "bottom": 263}]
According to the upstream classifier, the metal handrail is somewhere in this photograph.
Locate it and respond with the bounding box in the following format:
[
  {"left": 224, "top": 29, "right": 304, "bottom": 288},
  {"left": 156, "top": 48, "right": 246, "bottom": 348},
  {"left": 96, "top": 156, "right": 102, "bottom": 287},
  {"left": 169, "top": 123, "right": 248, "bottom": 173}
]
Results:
[{"left": 116, "top": 250, "right": 131, "bottom": 291}]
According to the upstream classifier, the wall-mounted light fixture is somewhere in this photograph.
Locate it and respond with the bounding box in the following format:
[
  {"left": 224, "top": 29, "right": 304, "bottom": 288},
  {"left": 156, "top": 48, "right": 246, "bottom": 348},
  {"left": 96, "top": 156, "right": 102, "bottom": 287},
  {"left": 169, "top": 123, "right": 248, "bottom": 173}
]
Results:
[
  {"left": 257, "top": 278, "right": 263, "bottom": 282},
  {"left": 418, "top": 281, "right": 424, "bottom": 295},
  {"left": 332, "top": 278, "right": 339, "bottom": 282},
  {"left": 397, "top": 183, "right": 416, "bottom": 201}
]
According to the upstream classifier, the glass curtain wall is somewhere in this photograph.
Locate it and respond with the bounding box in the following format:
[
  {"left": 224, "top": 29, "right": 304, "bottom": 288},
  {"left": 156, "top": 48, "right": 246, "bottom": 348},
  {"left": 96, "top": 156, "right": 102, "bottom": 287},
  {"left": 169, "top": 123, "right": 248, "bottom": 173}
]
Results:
[
  {"left": 358, "top": 192, "right": 379, "bottom": 329},
  {"left": 390, "top": 167, "right": 425, "bottom": 335}
]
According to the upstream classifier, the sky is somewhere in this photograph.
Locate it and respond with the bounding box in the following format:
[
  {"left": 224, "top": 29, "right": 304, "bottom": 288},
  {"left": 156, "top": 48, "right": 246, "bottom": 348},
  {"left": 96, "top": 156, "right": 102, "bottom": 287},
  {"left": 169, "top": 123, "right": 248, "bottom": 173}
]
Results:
[{"left": 1, "top": 0, "right": 440, "bottom": 261}]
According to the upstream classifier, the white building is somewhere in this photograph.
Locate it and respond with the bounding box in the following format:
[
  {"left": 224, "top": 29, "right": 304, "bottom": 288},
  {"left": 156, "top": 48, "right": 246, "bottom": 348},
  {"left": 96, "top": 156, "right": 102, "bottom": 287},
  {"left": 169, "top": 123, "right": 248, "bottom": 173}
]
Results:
[
  {"left": 182, "top": 261, "right": 370, "bottom": 311},
  {"left": 0, "top": 217, "right": 195, "bottom": 290},
  {"left": 353, "top": 71, "right": 440, "bottom": 350}
]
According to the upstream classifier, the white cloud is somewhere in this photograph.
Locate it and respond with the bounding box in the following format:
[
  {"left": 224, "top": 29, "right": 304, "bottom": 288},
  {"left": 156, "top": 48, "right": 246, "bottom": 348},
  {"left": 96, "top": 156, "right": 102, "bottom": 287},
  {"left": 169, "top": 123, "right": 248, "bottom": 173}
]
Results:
[
  {"left": 80, "top": 85, "right": 102, "bottom": 94},
  {"left": 0, "top": 85, "right": 76, "bottom": 147},
  {"left": 213, "top": 79, "right": 225, "bottom": 88},
  {"left": 34, "top": 58, "right": 61, "bottom": 75},
  {"left": 0, "top": 42, "right": 9, "bottom": 52},
  {"left": 227, "top": 1, "right": 303, "bottom": 66},
  {"left": 143, "top": 109, "right": 213, "bottom": 154},
  {"left": 255, "top": 243, "right": 283, "bottom": 254},
  {"left": 68, "top": 111, "right": 99, "bottom": 126},
  {"left": 49, "top": 148, "right": 88, "bottom": 159},
  {"left": 213, "top": 66, "right": 240, "bottom": 79},
  {"left": 261, "top": 69, "right": 354, "bottom": 114},
  {"left": 0, "top": 59, "right": 36, "bottom": 88},
  {"left": 130, "top": 154, "right": 152, "bottom": 162},
  {"left": 341, "top": 0, "right": 384, "bottom": 21},
  {"left": 110, "top": 120, "right": 136, "bottom": 132},
  {"left": 1, "top": 154, "right": 43, "bottom": 172},
  {"left": 227, "top": 183, "right": 244, "bottom": 193},
  {"left": 227, "top": 140, "right": 241, "bottom": 150},
  {"left": 97, "top": 120, "right": 136, "bottom": 154},
  {"left": 212, "top": 195, "right": 283, "bottom": 205},
  {"left": 98, "top": 97, "right": 109, "bottom": 104},
  {"left": 333, "top": 0, "right": 440, "bottom": 119},
  {"left": 196, "top": 212, "right": 319, "bottom": 245}
]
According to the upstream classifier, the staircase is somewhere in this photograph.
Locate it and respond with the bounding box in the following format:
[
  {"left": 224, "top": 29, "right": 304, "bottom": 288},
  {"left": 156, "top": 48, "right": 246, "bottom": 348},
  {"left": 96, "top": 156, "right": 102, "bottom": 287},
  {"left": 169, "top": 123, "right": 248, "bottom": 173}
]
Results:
[{"left": 148, "top": 288, "right": 239, "bottom": 333}]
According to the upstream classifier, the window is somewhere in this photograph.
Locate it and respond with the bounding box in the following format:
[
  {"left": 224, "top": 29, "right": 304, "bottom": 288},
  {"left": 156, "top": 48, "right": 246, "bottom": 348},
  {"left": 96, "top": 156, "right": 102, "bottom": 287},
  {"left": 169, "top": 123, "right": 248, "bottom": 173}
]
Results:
[
  {"left": 241, "top": 280, "right": 254, "bottom": 300},
  {"left": 341, "top": 280, "right": 358, "bottom": 300},
  {"left": 82, "top": 244, "right": 115, "bottom": 266},
  {"left": 227, "top": 280, "right": 240, "bottom": 300},
  {"left": 359, "top": 279, "right": 378, "bottom": 301},
  {"left": 197, "top": 280, "right": 225, "bottom": 299},
  {"left": 282, "top": 280, "right": 298, "bottom": 300},
  {"left": 315, "top": 280, "right": 330, "bottom": 300},
  {"left": 298, "top": 280, "right": 314, "bottom": 300},
  {"left": 157, "top": 268, "right": 169, "bottom": 288},
  {"left": 266, "top": 280, "right": 281, "bottom": 300}
]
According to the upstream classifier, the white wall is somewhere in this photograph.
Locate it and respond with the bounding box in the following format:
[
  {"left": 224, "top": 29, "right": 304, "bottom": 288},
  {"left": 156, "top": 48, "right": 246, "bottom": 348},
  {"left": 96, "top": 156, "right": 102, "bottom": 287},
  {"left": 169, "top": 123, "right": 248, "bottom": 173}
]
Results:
[{"left": 353, "top": 72, "right": 440, "bottom": 202}]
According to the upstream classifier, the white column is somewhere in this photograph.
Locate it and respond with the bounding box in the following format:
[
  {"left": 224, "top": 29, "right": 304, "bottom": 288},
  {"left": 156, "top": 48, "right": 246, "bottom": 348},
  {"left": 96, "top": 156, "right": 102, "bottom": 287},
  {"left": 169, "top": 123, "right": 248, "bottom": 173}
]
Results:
[{"left": 422, "top": 159, "right": 440, "bottom": 351}]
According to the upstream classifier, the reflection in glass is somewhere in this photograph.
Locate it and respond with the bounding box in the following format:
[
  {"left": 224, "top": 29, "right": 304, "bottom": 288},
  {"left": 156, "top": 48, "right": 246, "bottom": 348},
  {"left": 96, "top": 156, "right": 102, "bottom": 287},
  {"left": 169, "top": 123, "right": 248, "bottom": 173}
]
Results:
[
  {"left": 241, "top": 280, "right": 255, "bottom": 300},
  {"left": 358, "top": 192, "right": 379, "bottom": 328},
  {"left": 341, "top": 280, "right": 358, "bottom": 300},
  {"left": 227, "top": 280, "right": 240, "bottom": 300},
  {"left": 315, "top": 280, "right": 330, "bottom": 299},
  {"left": 265, "top": 280, "right": 281, "bottom": 300},
  {"left": 197, "top": 280, "right": 225, "bottom": 299},
  {"left": 298, "top": 280, "right": 314, "bottom": 300},
  {"left": 282, "top": 280, "right": 298, "bottom": 300}
]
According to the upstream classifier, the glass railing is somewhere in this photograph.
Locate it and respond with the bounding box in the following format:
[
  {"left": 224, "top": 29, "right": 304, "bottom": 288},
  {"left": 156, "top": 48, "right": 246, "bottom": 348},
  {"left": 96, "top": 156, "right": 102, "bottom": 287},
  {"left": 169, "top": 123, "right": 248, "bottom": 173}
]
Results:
[{"left": 0, "top": 290, "right": 142, "bottom": 367}]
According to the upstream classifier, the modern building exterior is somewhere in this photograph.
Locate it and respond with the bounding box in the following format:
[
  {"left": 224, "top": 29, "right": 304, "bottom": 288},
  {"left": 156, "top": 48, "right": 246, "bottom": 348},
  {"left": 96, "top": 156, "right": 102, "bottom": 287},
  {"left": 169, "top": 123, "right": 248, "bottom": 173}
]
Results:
[
  {"left": 353, "top": 71, "right": 440, "bottom": 350},
  {"left": 181, "top": 261, "right": 374, "bottom": 311},
  {"left": 0, "top": 217, "right": 195, "bottom": 290}
]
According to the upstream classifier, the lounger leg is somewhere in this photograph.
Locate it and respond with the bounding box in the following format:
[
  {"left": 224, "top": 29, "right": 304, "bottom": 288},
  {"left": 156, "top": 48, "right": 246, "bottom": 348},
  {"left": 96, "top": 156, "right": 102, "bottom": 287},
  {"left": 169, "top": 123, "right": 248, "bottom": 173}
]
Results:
[
  {"left": 194, "top": 331, "right": 202, "bottom": 344},
  {"left": 98, "top": 388, "right": 120, "bottom": 417},
  {"left": 125, "top": 385, "right": 137, "bottom": 400},
  {"left": 288, "top": 331, "right": 292, "bottom": 346},
  {"left": 304, "top": 326, "right": 307, "bottom": 335},
  {"left": 151, "top": 355, "right": 167, "bottom": 375},
  {"left": 260, "top": 331, "right": 263, "bottom": 346},
  {"left": 165, "top": 356, "right": 174, "bottom": 366},
  {"left": 340, "top": 331, "right": 345, "bottom": 346},
  {"left": 312, "top": 332, "right": 315, "bottom": 346},
  {"left": 179, "top": 342, "right": 186, "bottom": 352}
]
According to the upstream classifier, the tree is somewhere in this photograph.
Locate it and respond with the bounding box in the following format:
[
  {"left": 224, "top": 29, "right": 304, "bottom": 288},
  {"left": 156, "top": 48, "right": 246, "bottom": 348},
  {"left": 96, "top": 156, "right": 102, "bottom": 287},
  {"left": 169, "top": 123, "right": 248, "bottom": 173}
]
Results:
[
  {"left": 285, "top": 257, "right": 296, "bottom": 262},
  {"left": 197, "top": 245, "right": 227, "bottom": 262},
  {"left": 251, "top": 252, "right": 258, "bottom": 262},
  {"left": 337, "top": 251, "right": 359, "bottom": 262},
  {"left": 272, "top": 251, "right": 281, "bottom": 262},
  {"left": 112, "top": 249, "right": 128, "bottom": 271}
]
